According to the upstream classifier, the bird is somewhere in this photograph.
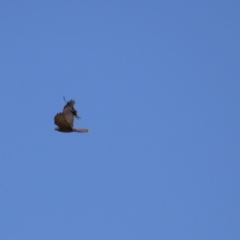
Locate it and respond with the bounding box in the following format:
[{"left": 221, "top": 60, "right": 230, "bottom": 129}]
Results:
[{"left": 54, "top": 97, "right": 89, "bottom": 133}]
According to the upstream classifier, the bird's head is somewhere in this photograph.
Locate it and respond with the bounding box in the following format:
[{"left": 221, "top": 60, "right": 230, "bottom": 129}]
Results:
[{"left": 71, "top": 108, "right": 81, "bottom": 119}]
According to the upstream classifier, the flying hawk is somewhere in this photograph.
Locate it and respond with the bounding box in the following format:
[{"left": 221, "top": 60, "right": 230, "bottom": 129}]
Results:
[{"left": 54, "top": 97, "right": 89, "bottom": 133}]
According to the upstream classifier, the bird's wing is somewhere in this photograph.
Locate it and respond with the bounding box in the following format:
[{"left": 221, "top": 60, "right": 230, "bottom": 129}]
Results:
[
  {"left": 63, "top": 100, "right": 75, "bottom": 114},
  {"left": 63, "top": 99, "right": 75, "bottom": 110},
  {"left": 54, "top": 113, "right": 72, "bottom": 131},
  {"left": 62, "top": 111, "right": 74, "bottom": 127},
  {"left": 62, "top": 99, "right": 78, "bottom": 126}
]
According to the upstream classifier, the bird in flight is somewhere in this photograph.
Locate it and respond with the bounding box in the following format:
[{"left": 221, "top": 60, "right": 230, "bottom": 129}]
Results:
[{"left": 54, "top": 97, "right": 89, "bottom": 133}]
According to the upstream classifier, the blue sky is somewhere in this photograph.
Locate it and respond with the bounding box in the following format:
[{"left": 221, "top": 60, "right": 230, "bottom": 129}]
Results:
[{"left": 0, "top": 1, "right": 239, "bottom": 239}]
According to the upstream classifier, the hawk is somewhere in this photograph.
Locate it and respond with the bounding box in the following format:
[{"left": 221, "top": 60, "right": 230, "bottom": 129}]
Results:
[{"left": 54, "top": 97, "right": 89, "bottom": 133}]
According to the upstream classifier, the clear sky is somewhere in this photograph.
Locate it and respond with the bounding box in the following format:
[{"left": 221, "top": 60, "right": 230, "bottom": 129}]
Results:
[{"left": 0, "top": 1, "right": 239, "bottom": 239}]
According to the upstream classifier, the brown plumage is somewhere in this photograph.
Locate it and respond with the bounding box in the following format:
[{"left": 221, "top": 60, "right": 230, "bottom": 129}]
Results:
[{"left": 54, "top": 97, "right": 89, "bottom": 133}]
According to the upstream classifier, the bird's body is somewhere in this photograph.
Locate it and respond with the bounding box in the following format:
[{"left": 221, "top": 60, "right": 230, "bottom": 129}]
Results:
[{"left": 54, "top": 98, "right": 89, "bottom": 133}]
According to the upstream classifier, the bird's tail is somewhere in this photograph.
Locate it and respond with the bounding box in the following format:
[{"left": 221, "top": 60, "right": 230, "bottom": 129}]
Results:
[{"left": 72, "top": 128, "right": 89, "bottom": 133}]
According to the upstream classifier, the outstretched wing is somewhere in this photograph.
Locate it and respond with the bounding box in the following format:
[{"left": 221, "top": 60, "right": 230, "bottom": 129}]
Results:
[
  {"left": 54, "top": 113, "right": 72, "bottom": 131},
  {"left": 63, "top": 99, "right": 76, "bottom": 110},
  {"left": 62, "top": 99, "right": 80, "bottom": 126},
  {"left": 63, "top": 111, "right": 75, "bottom": 127},
  {"left": 62, "top": 100, "right": 75, "bottom": 127}
]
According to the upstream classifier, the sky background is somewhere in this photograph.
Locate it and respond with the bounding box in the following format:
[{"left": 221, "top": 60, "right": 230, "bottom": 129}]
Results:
[{"left": 0, "top": 1, "right": 239, "bottom": 239}]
